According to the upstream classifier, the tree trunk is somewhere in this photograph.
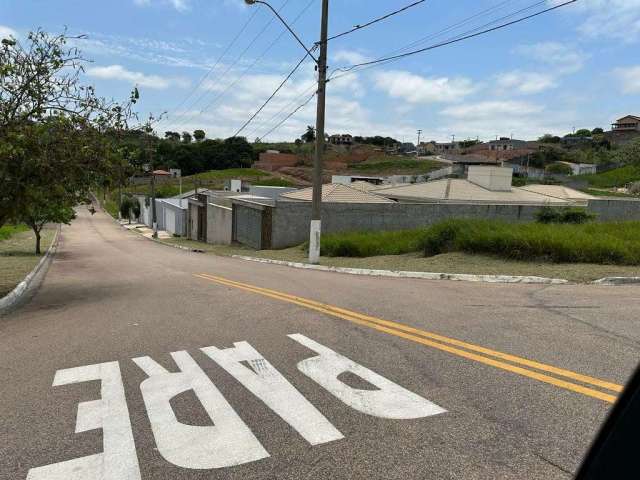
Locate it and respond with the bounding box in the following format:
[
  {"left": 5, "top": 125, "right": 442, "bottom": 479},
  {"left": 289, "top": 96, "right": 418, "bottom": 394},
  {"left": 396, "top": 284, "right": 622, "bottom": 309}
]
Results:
[{"left": 35, "top": 230, "right": 41, "bottom": 255}]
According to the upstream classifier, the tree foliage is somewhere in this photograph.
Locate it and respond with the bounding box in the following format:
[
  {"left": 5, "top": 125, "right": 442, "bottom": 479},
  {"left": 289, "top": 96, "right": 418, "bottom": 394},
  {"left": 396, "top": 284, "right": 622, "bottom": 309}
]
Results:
[{"left": 301, "top": 125, "right": 315, "bottom": 143}]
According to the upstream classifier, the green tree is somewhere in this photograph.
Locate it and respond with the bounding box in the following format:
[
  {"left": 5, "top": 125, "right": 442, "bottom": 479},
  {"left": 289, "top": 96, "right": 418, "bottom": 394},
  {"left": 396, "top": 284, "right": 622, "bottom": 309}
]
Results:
[
  {"left": 301, "top": 125, "right": 315, "bottom": 143},
  {"left": 613, "top": 138, "right": 640, "bottom": 167},
  {"left": 181, "top": 131, "right": 192, "bottom": 144},
  {"left": 575, "top": 128, "right": 592, "bottom": 137},
  {"left": 164, "top": 131, "right": 180, "bottom": 141},
  {"left": 592, "top": 127, "right": 604, "bottom": 135},
  {"left": 545, "top": 162, "right": 573, "bottom": 175},
  {"left": 538, "top": 134, "right": 561, "bottom": 144},
  {"left": 193, "top": 129, "right": 206, "bottom": 142}
]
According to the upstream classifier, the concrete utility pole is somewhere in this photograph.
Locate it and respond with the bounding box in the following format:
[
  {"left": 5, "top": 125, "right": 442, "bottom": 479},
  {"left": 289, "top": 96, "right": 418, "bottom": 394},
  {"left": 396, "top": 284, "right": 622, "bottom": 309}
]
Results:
[
  {"left": 245, "top": 0, "right": 328, "bottom": 264},
  {"left": 309, "top": 0, "right": 330, "bottom": 264},
  {"left": 145, "top": 130, "right": 158, "bottom": 239},
  {"left": 416, "top": 129, "right": 422, "bottom": 157}
]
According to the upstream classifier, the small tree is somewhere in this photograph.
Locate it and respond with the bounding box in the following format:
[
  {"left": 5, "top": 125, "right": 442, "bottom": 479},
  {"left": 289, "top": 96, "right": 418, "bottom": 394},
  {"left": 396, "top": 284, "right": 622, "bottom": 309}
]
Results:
[
  {"left": 592, "top": 127, "right": 604, "bottom": 135},
  {"left": 20, "top": 189, "right": 76, "bottom": 254},
  {"left": 301, "top": 125, "right": 315, "bottom": 143},
  {"left": 181, "top": 131, "right": 192, "bottom": 144},
  {"left": 575, "top": 128, "right": 592, "bottom": 137},
  {"left": 193, "top": 129, "right": 206, "bottom": 142}
]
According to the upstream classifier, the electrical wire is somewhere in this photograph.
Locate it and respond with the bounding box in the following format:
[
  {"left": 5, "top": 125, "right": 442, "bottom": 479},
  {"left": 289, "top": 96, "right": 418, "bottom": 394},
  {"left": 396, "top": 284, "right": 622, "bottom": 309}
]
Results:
[
  {"left": 330, "top": 0, "right": 576, "bottom": 79},
  {"left": 258, "top": 90, "right": 317, "bottom": 141},
  {"left": 232, "top": 53, "right": 310, "bottom": 137},
  {"left": 324, "top": 0, "right": 427, "bottom": 43}
]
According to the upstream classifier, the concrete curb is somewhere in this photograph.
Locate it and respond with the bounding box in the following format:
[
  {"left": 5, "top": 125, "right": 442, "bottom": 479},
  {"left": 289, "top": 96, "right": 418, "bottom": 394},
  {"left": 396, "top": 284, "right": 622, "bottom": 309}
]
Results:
[
  {"left": 0, "top": 225, "right": 61, "bottom": 315},
  {"left": 231, "top": 255, "right": 569, "bottom": 285},
  {"left": 591, "top": 277, "right": 640, "bottom": 286}
]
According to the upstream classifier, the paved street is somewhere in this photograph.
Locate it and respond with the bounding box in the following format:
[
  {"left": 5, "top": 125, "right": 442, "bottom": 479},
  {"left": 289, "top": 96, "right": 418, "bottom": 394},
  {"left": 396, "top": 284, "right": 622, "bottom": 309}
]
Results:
[{"left": 2, "top": 208, "right": 639, "bottom": 479}]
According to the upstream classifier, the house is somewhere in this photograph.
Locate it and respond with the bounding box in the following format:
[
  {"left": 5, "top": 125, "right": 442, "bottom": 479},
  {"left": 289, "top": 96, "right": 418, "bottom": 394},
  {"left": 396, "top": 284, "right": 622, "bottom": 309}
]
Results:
[
  {"left": 374, "top": 166, "right": 591, "bottom": 205},
  {"left": 331, "top": 175, "right": 385, "bottom": 186},
  {"left": 606, "top": 115, "right": 640, "bottom": 146},
  {"left": 328, "top": 134, "right": 353, "bottom": 145},
  {"left": 487, "top": 137, "right": 528, "bottom": 151},
  {"left": 557, "top": 161, "right": 598, "bottom": 176},
  {"left": 279, "top": 183, "right": 394, "bottom": 203},
  {"left": 418, "top": 141, "right": 437, "bottom": 155},
  {"left": 433, "top": 141, "right": 461, "bottom": 154}
]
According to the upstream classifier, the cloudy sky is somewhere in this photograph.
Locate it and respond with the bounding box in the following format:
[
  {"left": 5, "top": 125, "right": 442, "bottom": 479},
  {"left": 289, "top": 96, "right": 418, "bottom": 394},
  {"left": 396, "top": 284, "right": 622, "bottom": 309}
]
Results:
[{"left": 2, "top": 0, "right": 639, "bottom": 142}]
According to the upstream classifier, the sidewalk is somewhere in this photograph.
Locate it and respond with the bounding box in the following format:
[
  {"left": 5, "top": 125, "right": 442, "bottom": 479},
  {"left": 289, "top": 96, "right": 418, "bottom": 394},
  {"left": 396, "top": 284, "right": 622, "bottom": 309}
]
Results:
[{"left": 119, "top": 221, "right": 173, "bottom": 240}]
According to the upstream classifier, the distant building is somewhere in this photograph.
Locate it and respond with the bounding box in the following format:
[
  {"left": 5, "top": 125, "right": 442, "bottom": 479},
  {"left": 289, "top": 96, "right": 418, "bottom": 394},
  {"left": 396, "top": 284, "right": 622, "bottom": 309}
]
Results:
[
  {"left": 487, "top": 137, "right": 527, "bottom": 151},
  {"left": 328, "top": 134, "right": 353, "bottom": 145},
  {"left": 433, "top": 141, "right": 461, "bottom": 154},
  {"left": 605, "top": 115, "right": 640, "bottom": 146}
]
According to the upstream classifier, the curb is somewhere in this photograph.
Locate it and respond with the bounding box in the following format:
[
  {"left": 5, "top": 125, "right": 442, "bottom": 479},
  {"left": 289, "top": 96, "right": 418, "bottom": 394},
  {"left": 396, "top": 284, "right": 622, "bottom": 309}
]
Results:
[
  {"left": 591, "top": 277, "right": 640, "bottom": 286},
  {"left": 0, "top": 225, "right": 61, "bottom": 315},
  {"left": 231, "top": 255, "right": 569, "bottom": 285}
]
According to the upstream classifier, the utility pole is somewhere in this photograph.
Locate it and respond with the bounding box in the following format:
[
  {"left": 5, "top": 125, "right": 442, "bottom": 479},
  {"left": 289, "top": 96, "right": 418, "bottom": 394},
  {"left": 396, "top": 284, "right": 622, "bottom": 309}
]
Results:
[
  {"left": 309, "top": 0, "right": 329, "bottom": 264},
  {"left": 146, "top": 131, "right": 158, "bottom": 239},
  {"left": 416, "top": 129, "right": 422, "bottom": 157}
]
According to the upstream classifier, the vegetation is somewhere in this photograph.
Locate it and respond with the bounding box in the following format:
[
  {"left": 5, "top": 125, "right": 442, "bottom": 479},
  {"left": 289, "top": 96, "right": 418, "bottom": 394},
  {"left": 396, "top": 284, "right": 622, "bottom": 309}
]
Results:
[
  {"left": 0, "top": 29, "right": 140, "bottom": 252},
  {"left": 0, "top": 224, "right": 28, "bottom": 241},
  {"left": 545, "top": 162, "right": 573, "bottom": 175},
  {"left": 319, "top": 219, "right": 640, "bottom": 266},
  {"left": 421, "top": 220, "right": 640, "bottom": 265},
  {"left": 575, "top": 165, "right": 640, "bottom": 188},
  {"left": 534, "top": 206, "right": 596, "bottom": 224}
]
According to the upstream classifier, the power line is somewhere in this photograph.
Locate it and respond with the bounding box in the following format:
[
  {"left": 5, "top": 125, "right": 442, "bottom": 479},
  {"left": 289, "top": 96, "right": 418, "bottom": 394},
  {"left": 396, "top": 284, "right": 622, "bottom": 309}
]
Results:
[
  {"left": 169, "top": 0, "right": 291, "bottom": 131},
  {"left": 157, "top": 9, "right": 259, "bottom": 131},
  {"left": 190, "top": 0, "right": 316, "bottom": 128},
  {"left": 324, "top": 0, "right": 427, "bottom": 42},
  {"left": 258, "top": 90, "right": 317, "bottom": 141},
  {"left": 331, "top": 0, "right": 576, "bottom": 76},
  {"left": 232, "top": 53, "right": 310, "bottom": 138}
]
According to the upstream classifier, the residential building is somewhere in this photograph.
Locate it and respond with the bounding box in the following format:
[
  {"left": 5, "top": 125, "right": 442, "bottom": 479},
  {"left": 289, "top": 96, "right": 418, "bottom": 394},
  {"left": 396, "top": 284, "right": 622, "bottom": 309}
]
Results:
[
  {"left": 487, "top": 137, "right": 528, "bottom": 151},
  {"left": 328, "top": 134, "right": 353, "bottom": 145},
  {"left": 279, "top": 183, "right": 394, "bottom": 203},
  {"left": 606, "top": 115, "right": 640, "bottom": 146},
  {"left": 373, "top": 166, "right": 592, "bottom": 205}
]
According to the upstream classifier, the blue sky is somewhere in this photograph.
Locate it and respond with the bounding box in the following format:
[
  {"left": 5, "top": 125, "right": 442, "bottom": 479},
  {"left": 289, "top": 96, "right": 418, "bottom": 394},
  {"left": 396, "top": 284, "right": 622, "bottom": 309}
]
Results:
[{"left": 2, "top": 0, "right": 639, "bottom": 142}]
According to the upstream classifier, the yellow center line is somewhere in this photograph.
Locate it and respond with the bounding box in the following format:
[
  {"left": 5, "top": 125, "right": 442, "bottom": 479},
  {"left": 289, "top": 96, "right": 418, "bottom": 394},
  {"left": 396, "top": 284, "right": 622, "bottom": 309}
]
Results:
[{"left": 194, "top": 273, "right": 619, "bottom": 404}]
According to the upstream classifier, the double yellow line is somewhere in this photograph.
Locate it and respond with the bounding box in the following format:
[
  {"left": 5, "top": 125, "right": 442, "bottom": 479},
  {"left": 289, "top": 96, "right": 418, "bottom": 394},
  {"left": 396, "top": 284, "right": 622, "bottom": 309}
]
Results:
[{"left": 194, "top": 273, "right": 621, "bottom": 403}]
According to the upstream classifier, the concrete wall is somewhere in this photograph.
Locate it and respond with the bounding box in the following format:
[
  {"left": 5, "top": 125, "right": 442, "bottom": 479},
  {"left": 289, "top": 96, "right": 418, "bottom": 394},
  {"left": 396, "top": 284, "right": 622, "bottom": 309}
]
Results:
[
  {"left": 233, "top": 203, "right": 268, "bottom": 249},
  {"left": 269, "top": 202, "right": 542, "bottom": 249},
  {"left": 231, "top": 198, "right": 640, "bottom": 250},
  {"left": 207, "top": 203, "right": 233, "bottom": 245},
  {"left": 587, "top": 198, "right": 640, "bottom": 221},
  {"left": 188, "top": 203, "right": 199, "bottom": 240},
  {"left": 163, "top": 204, "right": 187, "bottom": 236}
]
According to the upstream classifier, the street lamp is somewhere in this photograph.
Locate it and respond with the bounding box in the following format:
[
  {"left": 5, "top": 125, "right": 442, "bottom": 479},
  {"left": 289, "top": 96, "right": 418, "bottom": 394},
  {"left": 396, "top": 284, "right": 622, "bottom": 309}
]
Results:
[{"left": 245, "top": 0, "right": 329, "bottom": 264}]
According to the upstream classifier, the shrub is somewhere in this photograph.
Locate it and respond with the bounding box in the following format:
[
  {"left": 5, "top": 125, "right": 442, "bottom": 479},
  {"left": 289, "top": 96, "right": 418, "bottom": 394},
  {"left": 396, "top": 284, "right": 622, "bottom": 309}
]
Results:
[
  {"left": 545, "top": 162, "right": 573, "bottom": 175},
  {"left": 535, "top": 206, "right": 596, "bottom": 224}
]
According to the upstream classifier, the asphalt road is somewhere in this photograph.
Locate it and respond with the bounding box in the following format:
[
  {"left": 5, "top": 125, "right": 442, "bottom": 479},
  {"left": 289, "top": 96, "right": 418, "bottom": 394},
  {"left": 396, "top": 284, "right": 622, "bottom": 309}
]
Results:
[{"left": 2, "top": 208, "right": 640, "bottom": 480}]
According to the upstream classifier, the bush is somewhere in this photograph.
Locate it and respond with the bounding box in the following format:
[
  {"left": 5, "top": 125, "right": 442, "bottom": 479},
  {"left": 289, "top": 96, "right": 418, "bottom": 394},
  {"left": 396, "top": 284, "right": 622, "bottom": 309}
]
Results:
[
  {"left": 545, "top": 162, "right": 573, "bottom": 175},
  {"left": 420, "top": 219, "right": 640, "bottom": 265},
  {"left": 535, "top": 206, "right": 596, "bottom": 224},
  {"left": 316, "top": 219, "right": 640, "bottom": 265},
  {"left": 320, "top": 229, "right": 427, "bottom": 257}
]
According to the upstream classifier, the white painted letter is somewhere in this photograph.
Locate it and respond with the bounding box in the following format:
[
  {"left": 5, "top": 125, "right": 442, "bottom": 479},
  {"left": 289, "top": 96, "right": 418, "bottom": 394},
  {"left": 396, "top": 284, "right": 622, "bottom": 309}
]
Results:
[
  {"left": 289, "top": 334, "right": 446, "bottom": 419},
  {"left": 132, "top": 351, "right": 268, "bottom": 470},
  {"left": 201, "top": 341, "right": 343, "bottom": 445},
  {"left": 27, "top": 362, "right": 140, "bottom": 480}
]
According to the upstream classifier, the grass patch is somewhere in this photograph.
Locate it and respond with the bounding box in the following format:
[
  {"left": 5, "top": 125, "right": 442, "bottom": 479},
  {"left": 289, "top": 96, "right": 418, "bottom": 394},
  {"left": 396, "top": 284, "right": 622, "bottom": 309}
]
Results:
[
  {"left": 0, "top": 226, "right": 55, "bottom": 297},
  {"left": 319, "top": 219, "right": 640, "bottom": 266},
  {"left": 575, "top": 165, "right": 640, "bottom": 188},
  {"left": 320, "top": 229, "right": 427, "bottom": 257},
  {"left": 0, "top": 224, "right": 29, "bottom": 241}
]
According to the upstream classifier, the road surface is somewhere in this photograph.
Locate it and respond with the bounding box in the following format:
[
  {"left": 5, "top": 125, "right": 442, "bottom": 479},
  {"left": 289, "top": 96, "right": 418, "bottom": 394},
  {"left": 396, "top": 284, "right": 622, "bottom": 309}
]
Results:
[{"left": 2, "top": 208, "right": 639, "bottom": 479}]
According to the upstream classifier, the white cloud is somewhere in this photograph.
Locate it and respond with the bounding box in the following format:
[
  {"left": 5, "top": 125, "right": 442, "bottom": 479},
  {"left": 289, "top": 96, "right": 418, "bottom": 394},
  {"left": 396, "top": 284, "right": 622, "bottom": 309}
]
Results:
[
  {"left": 133, "top": 0, "right": 189, "bottom": 12},
  {"left": 0, "top": 25, "right": 17, "bottom": 39},
  {"left": 441, "top": 100, "right": 544, "bottom": 119},
  {"left": 613, "top": 66, "right": 640, "bottom": 94},
  {"left": 514, "top": 42, "right": 587, "bottom": 74},
  {"left": 86, "top": 64, "right": 189, "bottom": 89},
  {"left": 373, "top": 70, "right": 475, "bottom": 104},
  {"left": 549, "top": 0, "right": 640, "bottom": 42},
  {"left": 332, "top": 50, "right": 370, "bottom": 65},
  {"left": 495, "top": 71, "right": 557, "bottom": 95}
]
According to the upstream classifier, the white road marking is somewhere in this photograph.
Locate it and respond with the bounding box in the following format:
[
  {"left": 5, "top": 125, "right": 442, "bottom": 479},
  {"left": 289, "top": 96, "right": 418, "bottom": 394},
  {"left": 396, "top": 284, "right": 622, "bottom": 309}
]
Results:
[
  {"left": 289, "top": 334, "right": 447, "bottom": 419},
  {"left": 201, "top": 341, "right": 344, "bottom": 445},
  {"left": 27, "top": 362, "right": 141, "bottom": 480},
  {"left": 132, "top": 351, "right": 269, "bottom": 470}
]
